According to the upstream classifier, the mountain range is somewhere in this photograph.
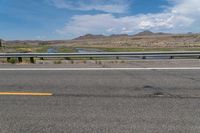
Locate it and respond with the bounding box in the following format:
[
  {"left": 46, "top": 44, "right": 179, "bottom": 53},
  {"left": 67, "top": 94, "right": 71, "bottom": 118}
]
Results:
[{"left": 73, "top": 30, "right": 172, "bottom": 40}]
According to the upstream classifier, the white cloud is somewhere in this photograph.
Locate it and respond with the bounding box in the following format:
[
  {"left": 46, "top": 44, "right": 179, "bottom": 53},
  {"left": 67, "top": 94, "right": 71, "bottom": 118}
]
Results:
[
  {"left": 169, "top": 0, "right": 200, "bottom": 15},
  {"left": 50, "top": 0, "right": 129, "bottom": 13},
  {"left": 36, "top": 35, "right": 47, "bottom": 40},
  {"left": 56, "top": 0, "right": 200, "bottom": 38}
]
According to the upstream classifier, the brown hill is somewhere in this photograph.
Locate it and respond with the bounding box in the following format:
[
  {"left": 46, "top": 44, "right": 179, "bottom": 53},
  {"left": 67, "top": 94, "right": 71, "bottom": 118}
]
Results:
[
  {"left": 109, "top": 34, "right": 128, "bottom": 37},
  {"left": 134, "top": 30, "right": 171, "bottom": 36},
  {"left": 134, "top": 30, "right": 154, "bottom": 36},
  {"left": 74, "top": 34, "right": 106, "bottom": 40}
]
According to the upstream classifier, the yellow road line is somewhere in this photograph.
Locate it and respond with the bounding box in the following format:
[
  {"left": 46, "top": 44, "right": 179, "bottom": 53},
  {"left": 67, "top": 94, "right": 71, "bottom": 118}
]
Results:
[{"left": 0, "top": 92, "right": 53, "bottom": 96}]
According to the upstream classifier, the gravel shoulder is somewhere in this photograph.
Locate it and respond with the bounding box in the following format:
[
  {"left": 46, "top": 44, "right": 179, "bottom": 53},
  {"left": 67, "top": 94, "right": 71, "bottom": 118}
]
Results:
[{"left": 0, "top": 59, "right": 200, "bottom": 68}]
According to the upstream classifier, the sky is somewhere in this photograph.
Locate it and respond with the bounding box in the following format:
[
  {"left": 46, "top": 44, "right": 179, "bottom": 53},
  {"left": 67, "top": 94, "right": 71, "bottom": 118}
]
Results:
[{"left": 0, "top": 0, "right": 200, "bottom": 40}]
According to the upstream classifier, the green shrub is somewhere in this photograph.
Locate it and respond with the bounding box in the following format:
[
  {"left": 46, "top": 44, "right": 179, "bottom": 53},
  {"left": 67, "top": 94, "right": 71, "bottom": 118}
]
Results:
[
  {"left": 70, "top": 60, "right": 74, "bottom": 64},
  {"left": 54, "top": 60, "right": 62, "bottom": 64},
  {"left": 8, "top": 58, "right": 17, "bottom": 64},
  {"left": 83, "top": 60, "right": 87, "bottom": 64},
  {"left": 120, "top": 60, "right": 125, "bottom": 63},
  {"left": 64, "top": 57, "right": 71, "bottom": 60}
]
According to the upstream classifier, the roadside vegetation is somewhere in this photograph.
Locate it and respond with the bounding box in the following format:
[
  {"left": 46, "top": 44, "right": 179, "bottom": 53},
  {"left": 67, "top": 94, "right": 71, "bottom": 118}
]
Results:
[
  {"left": 3, "top": 44, "right": 200, "bottom": 54},
  {"left": 1, "top": 34, "right": 200, "bottom": 54},
  {"left": 8, "top": 58, "right": 17, "bottom": 64}
]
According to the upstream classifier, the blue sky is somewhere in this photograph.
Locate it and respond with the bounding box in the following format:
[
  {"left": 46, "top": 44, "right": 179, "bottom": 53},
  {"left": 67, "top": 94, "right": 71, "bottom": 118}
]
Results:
[{"left": 0, "top": 0, "right": 199, "bottom": 40}]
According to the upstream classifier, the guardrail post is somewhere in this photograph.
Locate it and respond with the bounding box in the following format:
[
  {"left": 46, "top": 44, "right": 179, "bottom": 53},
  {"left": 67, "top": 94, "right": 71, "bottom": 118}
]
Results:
[
  {"left": 18, "top": 57, "right": 22, "bottom": 63},
  {"left": 116, "top": 56, "right": 119, "bottom": 60},
  {"left": 65, "top": 57, "right": 71, "bottom": 60},
  {"left": 170, "top": 56, "right": 174, "bottom": 59},
  {"left": 142, "top": 56, "right": 146, "bottom": 59},
  {"left": 7, "top": 57, "right": 11, "bottom": 62},
  {"left": 40, "top": 57, "right": 44, "bottom": 60},
  {"left": 30, "top": 57, "right": 35, "bottom": 63}
]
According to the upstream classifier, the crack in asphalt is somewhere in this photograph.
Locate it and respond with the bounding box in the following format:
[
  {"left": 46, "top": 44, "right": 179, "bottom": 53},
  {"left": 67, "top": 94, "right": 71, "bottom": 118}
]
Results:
[{"left": 53, "top": 93, "right": 200, "bottom": 99}]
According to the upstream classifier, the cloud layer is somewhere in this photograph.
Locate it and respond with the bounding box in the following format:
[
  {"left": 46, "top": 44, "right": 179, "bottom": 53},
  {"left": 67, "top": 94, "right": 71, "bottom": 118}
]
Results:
[
  {"left": 56, "top": 0, "right": 200, "bottom": 38},
  {"left": 51, "top": 0, "right": 129, "bottom": 13}
]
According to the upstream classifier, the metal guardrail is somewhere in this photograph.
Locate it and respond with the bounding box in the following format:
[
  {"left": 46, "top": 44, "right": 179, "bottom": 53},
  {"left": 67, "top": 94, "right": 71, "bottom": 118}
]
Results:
[{"left": 0, "top": 51, "right": 200, "bottom": 63}]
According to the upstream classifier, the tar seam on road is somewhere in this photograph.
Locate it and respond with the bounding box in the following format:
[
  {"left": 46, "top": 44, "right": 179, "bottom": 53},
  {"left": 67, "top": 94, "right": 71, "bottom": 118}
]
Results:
[
  {"left": 53, "top": 93, "right": 200, "bottom": 99},
  {"left": 0, "top": 92, "right": 53, "bottom": 96},
  {"left": 1, "top": 67, "right": 200, "bottom": 71}
]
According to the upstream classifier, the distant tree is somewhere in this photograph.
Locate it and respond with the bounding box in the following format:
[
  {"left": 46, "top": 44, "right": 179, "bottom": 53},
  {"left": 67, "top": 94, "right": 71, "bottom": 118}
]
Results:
[
  {"left": 0, "top": 39, "right": 2, "bottom": 47},
  {"left": 0, "top": 39, "right": 6, "bottom": 49}
]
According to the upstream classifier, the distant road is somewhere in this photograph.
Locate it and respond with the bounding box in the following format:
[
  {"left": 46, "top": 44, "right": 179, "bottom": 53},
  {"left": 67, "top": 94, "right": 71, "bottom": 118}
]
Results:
[{"left": 0, "top": 64, "right": 200, "bottom": 132}]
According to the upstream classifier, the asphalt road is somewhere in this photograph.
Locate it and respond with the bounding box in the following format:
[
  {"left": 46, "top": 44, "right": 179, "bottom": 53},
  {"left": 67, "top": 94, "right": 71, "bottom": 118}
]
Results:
[{"left": 0, "top": 68, "right": 200, "bottom": 132}]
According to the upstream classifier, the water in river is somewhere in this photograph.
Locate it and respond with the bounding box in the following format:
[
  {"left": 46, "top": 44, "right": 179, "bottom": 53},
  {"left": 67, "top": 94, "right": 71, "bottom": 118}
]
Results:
[
  {"left": 75, "top": 48, "right": 103, "bottom": 53},
  {"left": 47, "top": 48, "right": 58, "bottom": 53}
]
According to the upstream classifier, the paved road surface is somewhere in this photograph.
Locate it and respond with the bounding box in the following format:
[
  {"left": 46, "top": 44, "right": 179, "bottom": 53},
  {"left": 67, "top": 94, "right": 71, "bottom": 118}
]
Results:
[{"left": 0, "top": 67, "right": 200, "bottom": 132}]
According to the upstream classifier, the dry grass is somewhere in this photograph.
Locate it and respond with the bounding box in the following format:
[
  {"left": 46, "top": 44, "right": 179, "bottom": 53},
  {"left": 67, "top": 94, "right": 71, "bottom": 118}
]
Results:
[{"left": 2, "top": 34, "right": 200, "bottom": 53}]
